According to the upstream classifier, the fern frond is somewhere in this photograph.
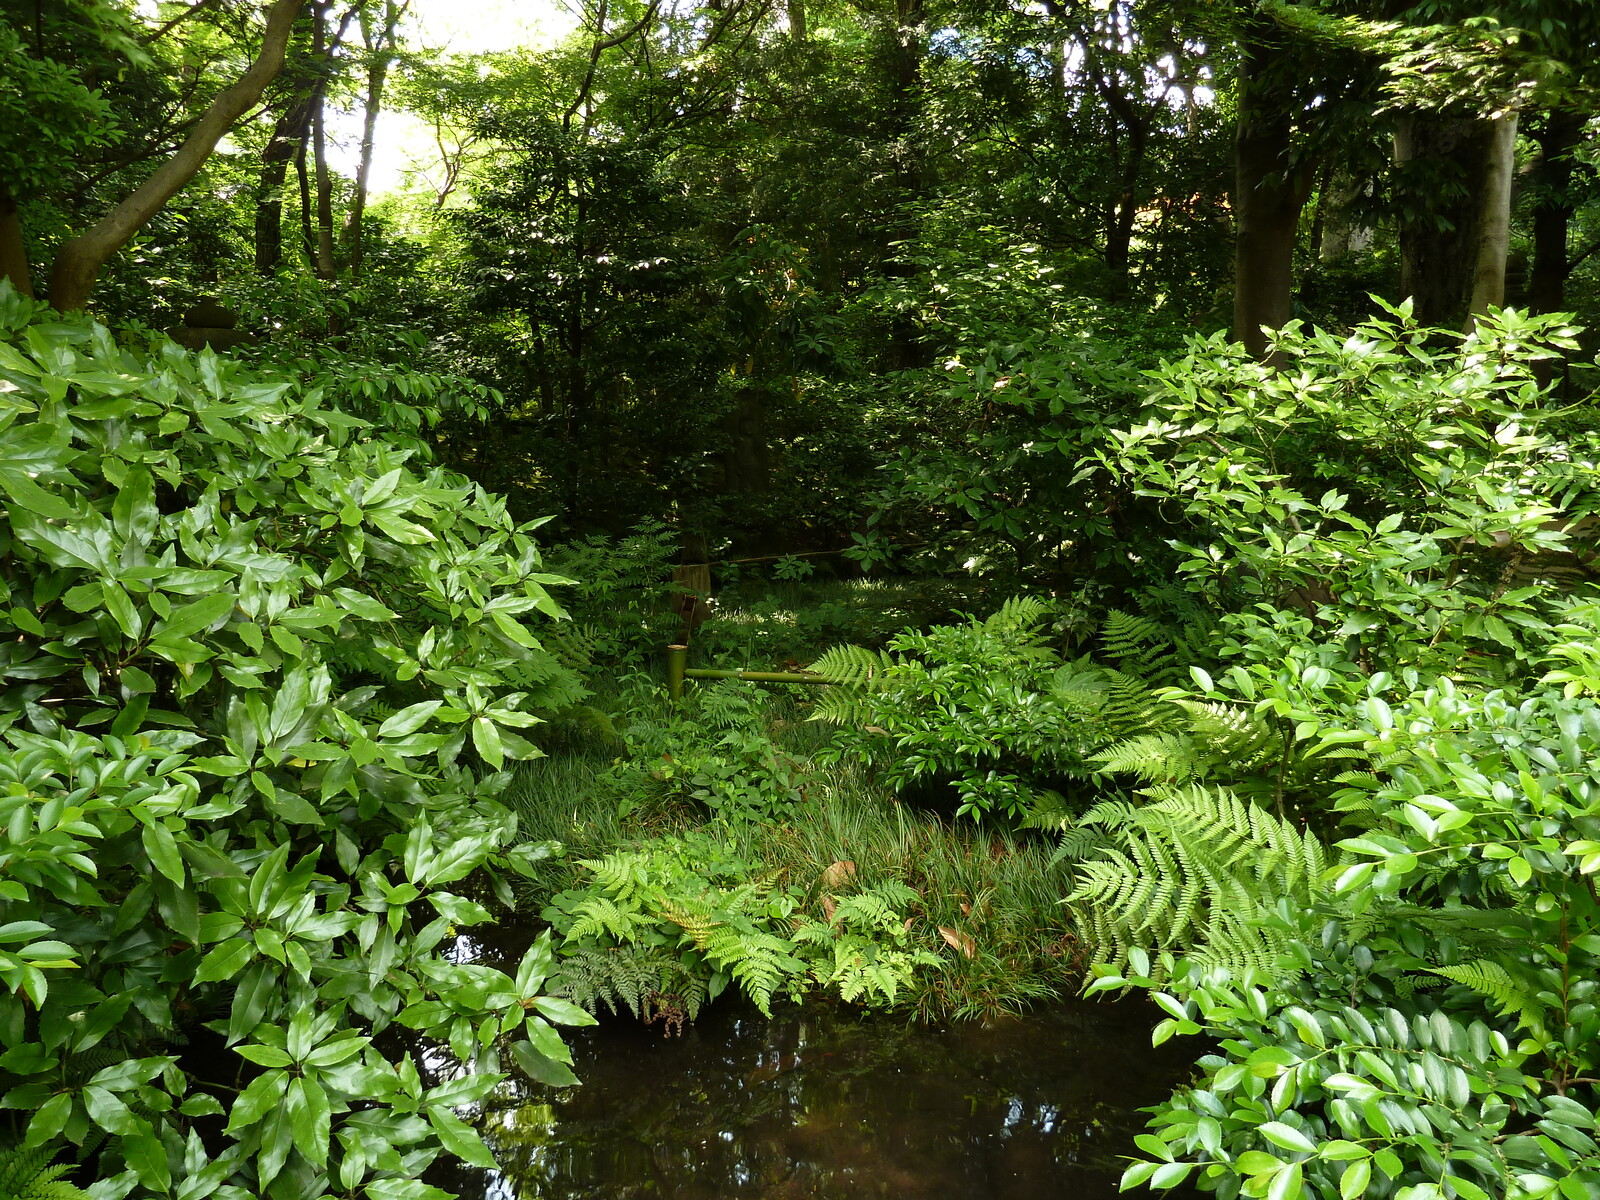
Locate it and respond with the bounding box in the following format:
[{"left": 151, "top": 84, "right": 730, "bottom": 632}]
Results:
[
  {"left": 0, "top": 1147, "right": 90, "bottom": 1200},
  {"left": 1426, "top": 960, "right": 1546, "bottom": 1032},
  {"left": 806, "top": 687, "right": 882, "bottom": 728},
  {"left": 551, "top": 945, "right": 709, "bottom": 1025},
  {"left": 1066, "top": 785, "right": 1327, "bottom": 983},
  {"left": 807, "top": 644, "right": 897, "bottom": 687},
  {"left": 1091, "top": 733, "right": 1200, "bottom": 783},
  {"left": 985, "top": 595, "right": 1052, "bottom": 633},
  {"left": 564, "top": 896, "right": 659, "bottom": 944}
]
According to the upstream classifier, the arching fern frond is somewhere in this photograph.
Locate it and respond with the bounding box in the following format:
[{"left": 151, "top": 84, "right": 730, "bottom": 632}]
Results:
[
  {"left": 0, "top": 1146, "right": 90, "bottom": 1200},
  {"left": 1090, "top": 733, "right": 1202, "bottom": 784},
  {"left": 1425, "top": 960, "right": 1547, "bottom": 1034},
  {"left": 984, "top": 594, "right": 1052, "bottom": 633},
  {"left": 1066, "top": 785, "right": 1328, "bottom": 983},
  {"left": 807, "top": 644, "right": 897, "bottom": 687}
]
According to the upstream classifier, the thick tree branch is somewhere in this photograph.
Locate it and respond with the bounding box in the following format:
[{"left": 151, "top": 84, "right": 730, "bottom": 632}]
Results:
[{"left": 48, "top": 0, "right": 302, "bottom": 312}]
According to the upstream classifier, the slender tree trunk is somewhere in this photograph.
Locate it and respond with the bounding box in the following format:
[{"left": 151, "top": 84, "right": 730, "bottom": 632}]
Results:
[
  {"left": 343, "top": 0, "right": 407, "bottom": 279},
  {"left": 788, "top": 0, "right": 806, "bottom": 41},
  {"left": 1232, "top": 23, "right": 1314, "bottom": 360},
  {"left": 0, "top": 191, "right": 34, "bottom": 298},
  {"left": 295, "top": 128, "right": 316, "bottom": 266},
  {"left": 1466, "top": 110, "right": 1518, "bottom": 324},
  {"left": 255, "top": 93, "right": 316, "bottom": 274},
  {"left": 311, "top": 86, "right": 337, "bottom": 279},
  {"left": 1317, "top": 170, "right": 1369, "bottom": 261},
  {"left": 343, "top": 60, "right": 386, "bottom": 277},
  {"left": 724, "top": 386, "right": 771, "bottom": 494},
  {"left": 1395, "top": 111, "right": 1492, "bottom": 329},
  {"left": 48, "top": 0, "right": 301, "bottom": 311},
  {"left": 1100, "top": 89, "right": 1149, "bottom": 300},
  {"left": 882, "top": 0, "right": 927, "bottom": 370},
  {"left": 1528, "top": 108, "right": 1584, "bottom": 315}
]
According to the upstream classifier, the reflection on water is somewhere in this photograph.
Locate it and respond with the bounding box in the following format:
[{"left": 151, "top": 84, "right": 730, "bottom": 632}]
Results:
[{"left": 435, "top": 995, "right": 1194, "bottom": 1200}]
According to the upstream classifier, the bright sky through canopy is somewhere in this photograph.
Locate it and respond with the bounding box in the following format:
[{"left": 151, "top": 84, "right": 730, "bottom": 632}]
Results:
[{"left": 330, "top": 0, "right": 578, "bottom": 194}]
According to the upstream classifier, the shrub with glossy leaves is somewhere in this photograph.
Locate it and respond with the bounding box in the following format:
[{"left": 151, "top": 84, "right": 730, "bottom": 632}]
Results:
[{"left": 0, "top": 283, "right": 592, "bottom": 1200}]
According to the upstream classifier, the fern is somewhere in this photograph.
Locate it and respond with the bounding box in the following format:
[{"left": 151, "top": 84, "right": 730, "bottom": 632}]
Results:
[
  {"left": 829, "top": 882, "right": 917, "bottom": 935},
  {"left": 550, "top": 945, "right": 711, "bottom": 1027},
  {"left": 810, "top": 938, "right": 939, "bottom": 1005},
  {"left": 985, "top": 595, "right": 1053, "bottom": 633},
  {"left": 807, "top": 644, "right": 897, "bottom": 688},
  {"left": 675, "top": 908, "right": 806, "bottom": 1016},
  {"left": 1426, "top": 959, "right": 1548, "bottom": 1033},
  {"left": 543, "top": 623, "right": 608, "bottom": 672},
  {"left": 579, "top": 850, "right": 661, "bottom": 905},
  {"left": 0, "top": 1146, "right": 90, "bottom": 1200},
  {"left": 1098, "top": 609, "right": 1180, "bottom": 683},
  {"left": 1094, "top": 693, "right": 1366, "bottom": 803},
  {"left": 1066, "top": 785, "right": 1328, "bottom": 981},
  {"left": 1090, "top": 732, "right": 1201, "bottom": 783},
  {"left": 563, "top": 895, "right": 660, "bottom": 945}
]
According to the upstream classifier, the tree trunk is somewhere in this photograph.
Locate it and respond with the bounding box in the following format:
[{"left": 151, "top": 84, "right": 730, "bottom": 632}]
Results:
[
  {"left": 47, "top": 0, "right": 302, "bottom": 312},
  {"left": 882, "top": 0, "right": 928, "bottom": 370},
  {"left": 1394, "top": 111, "right": 1493, "bottom": 329},
  {"left": 343, "top": 0, "right": 407, "bottom": 279},
  {"left": 1466, "top": 110, "right": 1518, "bottom": 325},
  {"left": 311, "top": 85, "right": 337, "bottom": 279},
  {"left": 296, "top": 129, "right": 316, "bottom": 266},
  {"left": 1317, "top": 170, "right": 1370, "bottom": 261},
  {"left": 1101, "top": 93, "right": 1149, "bottom": 300},
  {"left": 254, "top": 92, "right": 316, "bottom": 274},
  {"left": 788, "top": 0, "right": 806, "bottom": 42},
  {"left": 724, "top": 386, "right": 771, "bottom": 496},
  {"left": 0, "top": 191, "right": 34, "bottom": 298},
  {"left": 1528, "top": 108, "right": 1584, "bottom": 315},
  {"left": 1232, "top": 24, "right": 1314, "bottom": 360}
]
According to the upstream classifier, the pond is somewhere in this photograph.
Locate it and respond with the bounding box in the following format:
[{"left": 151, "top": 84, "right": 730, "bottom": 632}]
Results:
[{"left": 428, "top": 985, "right": 1197, "bottom": 1200}]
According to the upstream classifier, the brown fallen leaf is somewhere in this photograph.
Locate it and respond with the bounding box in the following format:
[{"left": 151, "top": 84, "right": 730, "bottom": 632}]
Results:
[
  {"left": 938, "top": 926, "right": 976, "bottom": 958},
  {"left": 822, "top": 860, "right": 857, "bottom": 889},
  {"left": 959, "top": 901, "right": 972, "bottom": 917},
  {"left": 820, "top": 895, "right": 837, "bottom": 921}
]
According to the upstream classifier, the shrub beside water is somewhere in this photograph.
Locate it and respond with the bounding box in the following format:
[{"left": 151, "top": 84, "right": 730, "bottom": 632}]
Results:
[{"left": 0, "top": 287, "right": 591, "bottom": 1199}]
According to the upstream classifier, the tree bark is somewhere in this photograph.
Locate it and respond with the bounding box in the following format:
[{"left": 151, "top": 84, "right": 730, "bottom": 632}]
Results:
[
  {"left": 787, "top": 0, "right": 805, "bottom": 42},
  {"left": 1317, "top": 170, "right": 1370, "bottom": 261},
  {"left": 1099, "top": 84, "right": 1150, "bottom": 300},
  {"left": 1232, "top": 24, "right": 1314, "bottom": 360},
  {"left": 311, "top": 82, "right": 337, "bottom": 279},
  {"left": 296, "top": 125, "right": 316, "bottom": 265},
  {"left": 254, "top": 91, "right": 317, "bottom": 274},
  {"left": 1527, "top": 108, "right": 1585, "bottom": 315},
  {"left": 47, "top": 0, "right": 302, "bottom": 312},
  {"left": 0, "top": 191, "right": 34, "bottom": 298},
  {"left": 1394, "top": 111, "right": 1492, "bottom": 329},
  {"left": 1466, "top": 110, "right": 1518, "bottom": 325}
]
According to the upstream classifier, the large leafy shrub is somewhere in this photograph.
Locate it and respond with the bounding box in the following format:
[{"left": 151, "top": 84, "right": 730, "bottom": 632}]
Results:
[
  {"left": 1102, "top": 302, "right": 1600, "bottom": 680},
  {"left": 0, "top": 285, "right": 592, "bottom": 1200},
  {"left": 1088, "top": 666, "right": 1600, "bottom": 1199},
  {"left": 1060, "top": 308, "right": 1600, "bottom": 1198}
]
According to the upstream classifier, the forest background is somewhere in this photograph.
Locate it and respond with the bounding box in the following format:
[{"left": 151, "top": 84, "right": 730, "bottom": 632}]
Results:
[{"left": 4, "top": 1, "right": 1600, "bottom": 1199}]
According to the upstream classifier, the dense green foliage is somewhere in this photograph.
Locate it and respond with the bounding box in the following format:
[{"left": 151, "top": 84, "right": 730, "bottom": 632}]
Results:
[
  {"left": 1063, "top": 314, "right": 1600, "bottom": 1198},
  {"left": 8, "top": 0, "right": 1600, "bottom": 1197},
  {"left": 0, "top": 289, "right": 592, "bottom": 1199}
]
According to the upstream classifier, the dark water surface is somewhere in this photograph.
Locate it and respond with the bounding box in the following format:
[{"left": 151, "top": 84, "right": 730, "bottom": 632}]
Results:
[{"left": 435, "top": 994, "right": 1195, "bottom": 1200}]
